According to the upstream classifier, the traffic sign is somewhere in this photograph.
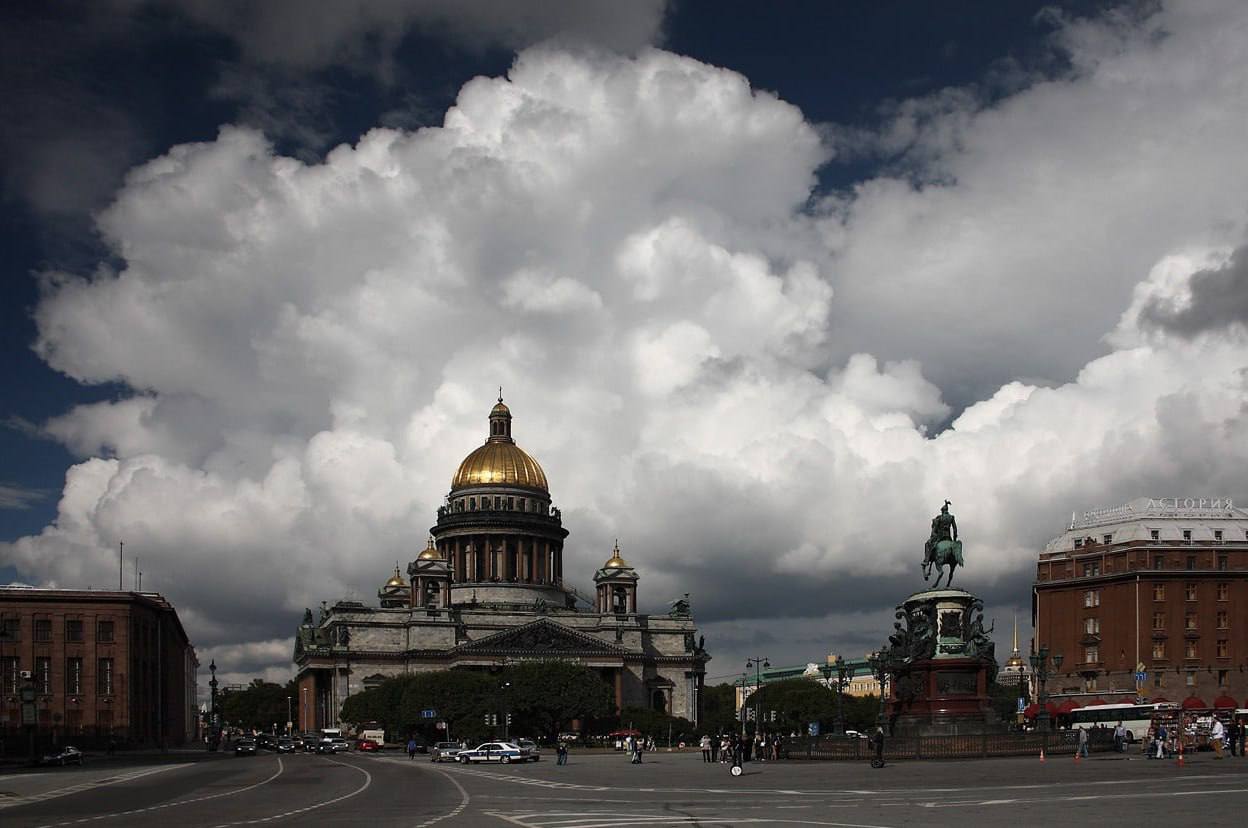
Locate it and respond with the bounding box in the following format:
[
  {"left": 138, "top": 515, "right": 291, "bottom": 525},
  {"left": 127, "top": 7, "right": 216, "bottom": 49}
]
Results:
[
  {"left": 421, "top": 708, "right": 437, "bottom": 719},
  {"left": 807, "top": 722, "right": 820, "bottom": 736},
  {"left": 1135, "top": 672, "right": 1147, "bottom": 682},
  {"left": 1017, "top": 697, "right": 1026, "bottom": 713}
]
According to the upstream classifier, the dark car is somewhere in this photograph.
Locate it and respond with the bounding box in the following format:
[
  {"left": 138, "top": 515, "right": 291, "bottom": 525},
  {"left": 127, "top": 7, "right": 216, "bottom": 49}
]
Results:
[
  {"left": 42, "top": 746, "right": 84, "bottom": 766},
  {"left": 235, "top": 738, "right": 258, "bottom": 756},
  {"left": 275, "top": 738, "right": 296, "bottom": 753}
]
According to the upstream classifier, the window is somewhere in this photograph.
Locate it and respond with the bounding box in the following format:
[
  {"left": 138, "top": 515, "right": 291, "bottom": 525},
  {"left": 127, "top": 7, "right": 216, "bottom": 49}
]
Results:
[
  {"left": 1217, "top": 640, "right": 1229, "bottom": 658},
  {"left": 1217, "top": 583, "right": 1229, "bottom": 601},
  {"left": 97, "top": 620, "right": 114, "bottom": 642},
  {"left": 1186, "top": 555, "right": 1196, "bottom": 570},
  {"left": 1182, "top": 529, "right": 1192, "bottom": 543},
  {"left": 1214, "top": 529, "right": 1223, "bottom": 543},
  {"left": 1185, "top": 671, "right": 1196, "bottom": 687},
  {"left": 1217, "top": 610, "right": 1229, "bottom": 629},
  {"left": 97, "top": 658, "right": 114, "bottom": 696},
  {"left": 1150, "top": 529, "right": 1160, "bottom": 541},
  {"left": 66, "top": 657, "right": 82, "bottom": 695},
  {"left": 506, "top": 497, "right": 513, "bottom": 510},
  {"left": 1154, "top": 674, "right": 1164, "bottom": 688},
  {"left": 469, "top": 497, "right": 476, "bottom": 510},
  {"left": 1082, "top": 561, "right": 1101, "bottom": 577},
  {"left": 1153, "top": 584, "right": 1166, "bottom": 601},
  {"left": 1185, "top": 641, "right": 1198, "bottom": 659},
  {"left": 1152, "top": 611, "right": 1166, "bottom": 630},
  {"left": 1, "top": 617, "right": 19, "bottom": 642},
  {"left": 1102, "top": 533, "right": 1113, "bottom": 545},
  {"left": 1185, "top": 612, "right": 1198, "bottom": 631},
  {"left": 494, "top": 496, "right": 502, "bottom": 510},
  {"left": 1152, "top": 641, "right": 1166, "bottom": 659},
  {"left": 34, "top": 619, "right": 51, "bottom": 642},
  {"left": 1185, "top": 583, "right": 1197, "bottom": 601},
  {"left": 1154, "top": 555, "right": 1165, "bottom": 570},
  {"left": 1218, "top": 670, "right": 1229, "bottom": 687},
  {"left": 1074, "top": 537, "right": 1084, "bottom": 549},
  {"left": 1218, "top": 556, "right": 1228, "bottom": 571},
  {"left": 1085, "top": 676, "right": 1098, "bottom": 691},
  {"left": 65, "top": 619, "right": 83, "bottom": 643},
  {"left": 1084, "top": 590, "right": 1101, "bottom": 608},
  {"left": 1, "top": 656, "right": 18, "bottom": 694},
  {"left": 1084, "top": 617, "right": 1100, "bottom": 635},
  {"left": 518, "top": 498, "right": 526, "bottom": 512},
  {"left": 1083, "top": 646, "right": 1099, "bottom": 664},
  {"left": 35, "top": 656, "right": 51, "bottom": 694}
]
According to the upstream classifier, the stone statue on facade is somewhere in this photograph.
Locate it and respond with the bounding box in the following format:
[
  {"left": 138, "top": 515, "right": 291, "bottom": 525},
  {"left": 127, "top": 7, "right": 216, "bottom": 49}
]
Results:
[
  {"left": 922, "top": 500, "right": 964, "bottom": 588},
  {"left": 302, "top": 607, "right": 314, "bottom": 626},
  {"left": 669, "top": 594, "right": 691, "bottom": 618}
]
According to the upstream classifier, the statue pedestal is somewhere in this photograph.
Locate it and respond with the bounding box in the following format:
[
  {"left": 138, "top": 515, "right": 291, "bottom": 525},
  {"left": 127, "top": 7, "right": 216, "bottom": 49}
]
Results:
[{"left": 887, "top": 588, "right": 1003, "bottom": 735}]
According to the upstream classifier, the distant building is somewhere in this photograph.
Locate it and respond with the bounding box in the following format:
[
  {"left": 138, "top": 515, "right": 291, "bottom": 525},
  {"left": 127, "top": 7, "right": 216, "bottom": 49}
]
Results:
[
  {"left": 295, "top": 398, "right": 708, "bottom": 731},
  {"left": 1033, "top": 497, "right": 1248, "bottom": 706},
  {"left": 734, "top": 654, "right": 884, "bottom": 720},
  {"left": 0, "top": 588, "right": 198, "bottom": 750},
  {"left": 996, "top": 616, "right": 1034, "bottom": 696}
]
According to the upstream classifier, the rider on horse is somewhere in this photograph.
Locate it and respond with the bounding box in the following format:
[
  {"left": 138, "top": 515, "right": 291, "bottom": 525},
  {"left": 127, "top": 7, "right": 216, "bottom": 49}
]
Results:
[{"left": 923, "top": 500, "right": 965, "bottom": 587}]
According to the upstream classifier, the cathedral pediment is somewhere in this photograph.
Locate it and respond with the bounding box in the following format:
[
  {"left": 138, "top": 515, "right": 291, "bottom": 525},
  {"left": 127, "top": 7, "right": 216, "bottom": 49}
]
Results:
[{"left": 456, "top": 619, "right": 626, "bottom": 656}]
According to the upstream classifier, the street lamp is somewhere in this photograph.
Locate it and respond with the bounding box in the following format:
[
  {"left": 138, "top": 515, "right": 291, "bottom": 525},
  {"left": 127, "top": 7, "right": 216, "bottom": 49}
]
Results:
[
  {"left": 746, "top": 657, "right": 770, "bottom": 738},
  {"left": 1028, "top": 648, "right": 1064, "bottom": 732},
  {"left": 286, "top": 695, "right": 292, "bottom": 736},
  {"left": 866, "top": 647, "right": 892, "bottom": 730},
  {"left": 817, "top": 658, "right": 852, "bottom": 734}
]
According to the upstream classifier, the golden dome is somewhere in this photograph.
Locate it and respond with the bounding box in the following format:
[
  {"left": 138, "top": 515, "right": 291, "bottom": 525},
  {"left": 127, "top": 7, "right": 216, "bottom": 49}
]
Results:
[
  {"left": 384, "top": 565, "right": 406, "bottom": 588},
  {"left": 417, "top": 538, "right": 443, "bottom": 560},
  {"left": 603, "top": 541, "right": 629, "bottom": 569},
  {"left": 450, "top": 397, "right": 549, "bottom": 493}
]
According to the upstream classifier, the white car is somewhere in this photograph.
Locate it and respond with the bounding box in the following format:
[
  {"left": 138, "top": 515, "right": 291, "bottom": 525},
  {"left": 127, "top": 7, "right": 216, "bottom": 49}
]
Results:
[
  {"left": 456, "top": 741, "right": 533, "bottom": 764},
  {"left": 514, "top": 739, "right": 541, "bottom": 761}
]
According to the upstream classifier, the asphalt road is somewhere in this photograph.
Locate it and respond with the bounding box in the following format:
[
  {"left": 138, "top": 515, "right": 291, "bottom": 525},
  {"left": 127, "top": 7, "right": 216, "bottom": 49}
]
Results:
[{"left": 2, "top": 747, "right": 1247, "bottom": 827}]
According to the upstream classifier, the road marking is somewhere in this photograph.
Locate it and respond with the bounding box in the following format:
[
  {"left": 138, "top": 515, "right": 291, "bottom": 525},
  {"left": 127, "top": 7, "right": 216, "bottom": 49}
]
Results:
[
  {"left": 210, "top": 755, "right": 372, "bottom": 826},
  {"left": 483, "top": 811, "right": 897, "bottom": 828},
  {"left": 415, "top": 761, "right": 471, "bottom": 827},
  {"left": 911, "top": 784, "right": 1248, "bottom": 809},
  {"left": 30, "top": 759, "right": 283, "bottom": 826},
  {"left": 0, "top": 764, "right": 193, "bottom": 814}
]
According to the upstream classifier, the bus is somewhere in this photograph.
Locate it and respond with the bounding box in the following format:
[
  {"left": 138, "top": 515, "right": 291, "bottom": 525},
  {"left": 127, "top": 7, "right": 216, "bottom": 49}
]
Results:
[{"left": 1068, "top": 702, "right": 1178, "bottom": 742}]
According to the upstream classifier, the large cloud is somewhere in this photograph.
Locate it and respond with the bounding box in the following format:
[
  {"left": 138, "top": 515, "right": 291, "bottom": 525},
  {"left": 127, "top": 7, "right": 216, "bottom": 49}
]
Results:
[{"left": 8, "top": 3, "right": 1248, "bottom": 680}]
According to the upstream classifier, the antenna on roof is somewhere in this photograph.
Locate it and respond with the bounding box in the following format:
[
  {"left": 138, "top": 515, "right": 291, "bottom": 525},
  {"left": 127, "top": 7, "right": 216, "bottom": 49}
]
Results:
[{"left": 118, "top": 541, "right": 124, "bottom": 590}]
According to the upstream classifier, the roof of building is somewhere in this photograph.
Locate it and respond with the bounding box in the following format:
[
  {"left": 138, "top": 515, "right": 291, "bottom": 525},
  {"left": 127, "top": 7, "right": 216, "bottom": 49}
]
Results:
[
  {"left": 1044, "top": 496, "right": 1248, "bottom": 555},
  {"left": 0, "top": 586, "right": 194, "bottom": 649},
  {"left": 451, "top": 398, "right": 549, "bottom": 493}
]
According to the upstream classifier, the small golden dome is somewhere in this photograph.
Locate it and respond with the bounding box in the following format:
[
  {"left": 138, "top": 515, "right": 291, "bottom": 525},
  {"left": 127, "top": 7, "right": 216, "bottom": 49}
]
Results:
[
  {"left": 450, "top": 397, "right": 548, "bottom": 492},
  {"left": 603, "top": 541, "right": 628, "bottom": 569},
  {"left": 417, "top": 538, "right": 443, "bottom": 560},
  {"left": 384, "top": 565, "right": 406, "bottom": 588}
]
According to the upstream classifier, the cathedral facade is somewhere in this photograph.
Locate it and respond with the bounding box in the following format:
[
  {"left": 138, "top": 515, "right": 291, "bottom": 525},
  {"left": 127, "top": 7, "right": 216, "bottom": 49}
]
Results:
[{"left": 294, "top": 399, "right": 708, "bottom": 732}]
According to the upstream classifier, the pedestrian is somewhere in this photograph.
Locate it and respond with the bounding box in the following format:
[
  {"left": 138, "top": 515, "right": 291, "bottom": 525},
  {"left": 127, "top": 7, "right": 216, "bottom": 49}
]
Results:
[
  {"left": 1113, "top": 721, "right": 1125, "bottom": 753},
  {"left": 719, "top": 735, "right": 729, "bottom": 763},
  {"left": 407, "top": 737, "right": 418, "bottom": 760},
  {"left": 1231, "top": 720, "right": 1241, "bottom": 757},
  {"left": 1156, "top": 723, "right": 1168, "bottom": 759},
  {"left": 556, "top": 742, "right": 568, "bottom": 765},
  {"left": 700, "top": 734, "right": 712, "bottom": 762},
  {"left": 870, "top": 725, "right": 884, "bottom": 767},
  {"left": 1077, "top": 725, "right": 1089, "bottom": 759},
  {"left": 730, "top": 735, "right": 743, "bottom": 775},
  {"left": 1212, "top": 718, "right": 1226, "bottom": 759}
]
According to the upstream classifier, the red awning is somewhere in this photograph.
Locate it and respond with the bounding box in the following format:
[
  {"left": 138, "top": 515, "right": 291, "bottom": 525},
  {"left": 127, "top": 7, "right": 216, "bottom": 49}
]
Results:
[
  {"left": 1213, "top": 695, "right": 1239, "bottom": 710},
  {"left": 1181, "top": 696, "right": 1208, "bottom": 710},
  {"left": 608, "top": 729, "right": 641, "bottom": 737},
  {"left": 1086, "top": 698, "right": 1109, "bottom": 706},
  {"left": 1045, "top": 701, "right": 1061, "bottom": 716},
  {"left": 1023, "top": 703, "right": 1040, "bottom": 718},
  {"left": 1151, "top": 696, "right": 1169, "bottom": 703},
  {"left": 1118, "top": 696, "right": 1137, "bottom": 704},
  {"left": 1056, "top": 699, "right": 1079, "bottom": 715}
]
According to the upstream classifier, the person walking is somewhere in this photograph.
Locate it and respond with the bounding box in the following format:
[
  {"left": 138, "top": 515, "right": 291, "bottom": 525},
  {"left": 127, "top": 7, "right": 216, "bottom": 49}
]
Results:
[
  {"left": 1212, "top": 718, "right": 1226, "bottom": 759},
  {"left": 1156, "top": 723, "right": 1168, "bottom": 759},
  {"left": 1230, "top": 720, "right": 1241, "bottom": 757},
  {"left": 719, "top": 735, "right": 730, "bottom": 763},
  {"left": 730, "top": 735, "right": 743, "bottom": 775},
  {"left": 1113, "top": 721, "right": 1125, "bottom": 753},
  {"left": 407, "top": 737, "right": 418, "bottom": 760},
  {"left": 700, "top": 734, "right": 712, "bottom": 762},
  {"left": 870, "top": 726, "right": 885, "bottom": 768},
  {"left": 556, "top": 741, "right": 568, "bottom": 765},
  {"left": 1077, "top": 726, "right": 1089, "bottom": 759}
]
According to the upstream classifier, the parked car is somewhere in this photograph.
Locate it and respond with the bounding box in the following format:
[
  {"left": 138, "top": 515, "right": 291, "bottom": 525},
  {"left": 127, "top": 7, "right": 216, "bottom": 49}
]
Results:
[
  {"left": 317, "top": 737, "right": 350, "bottom": 754},
  {"left": 514, "top": 739, "right": 541, "bottom": 761},
  {"left": 456, "top": 742, "right": 532, "bottom": 764},
  {"left": 235, "top": 738, "right": 257, "bottom": 756},
  {"left": 355, "top": 739, "right": 380, "bottom": 752},
  {"left": 431, "top": 741, "right": 465, "bottom": 762},
  {"left": 42, "top": 746, "right": 84, "bottom": 766},
  {"left": 275, "top": 738, "right": 296, "bottom": 753}
]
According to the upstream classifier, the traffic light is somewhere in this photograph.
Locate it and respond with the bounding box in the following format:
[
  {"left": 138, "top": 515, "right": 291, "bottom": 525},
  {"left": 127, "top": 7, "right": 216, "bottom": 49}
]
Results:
[{"left": 506, "top": 713, "right": 512, "bottom": 726}]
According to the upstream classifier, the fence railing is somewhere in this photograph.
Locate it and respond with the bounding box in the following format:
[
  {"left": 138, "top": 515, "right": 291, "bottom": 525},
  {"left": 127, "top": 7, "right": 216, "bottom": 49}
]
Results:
[{"left": 783, "top": 728, "right": 1114, "bottom": 761}]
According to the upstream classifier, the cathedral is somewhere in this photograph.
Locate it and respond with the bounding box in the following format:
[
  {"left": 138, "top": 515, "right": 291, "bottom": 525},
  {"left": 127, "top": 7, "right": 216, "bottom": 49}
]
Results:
[{"left": 294, "top": 398, "right": 708, "bottom": 732}]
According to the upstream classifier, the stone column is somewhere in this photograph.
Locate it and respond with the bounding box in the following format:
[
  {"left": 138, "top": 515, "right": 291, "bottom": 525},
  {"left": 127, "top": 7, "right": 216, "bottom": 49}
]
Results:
[{"left": 614, "top": 668, "right": 624, "bottom": 713}]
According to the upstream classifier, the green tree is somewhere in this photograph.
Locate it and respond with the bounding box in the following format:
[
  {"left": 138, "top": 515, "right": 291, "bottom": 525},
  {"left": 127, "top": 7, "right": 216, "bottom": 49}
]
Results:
[
  {"left": 987, "top": 680, "right": 1029, "bottom": 724},
  {"left": 742, "top": 678, "right": 837, "bottom": 734},
  {"left": 503, "top": 661, "right": 615, "bottom": 743},
  {"left": 617, "top": 706, "right": 695, "bottom": 745},
  {"left": 220, "top": 679, "right": 297, "bottom": 732},
  {"left": 699, "top": 683, "right": 739, "bottom": 735}
]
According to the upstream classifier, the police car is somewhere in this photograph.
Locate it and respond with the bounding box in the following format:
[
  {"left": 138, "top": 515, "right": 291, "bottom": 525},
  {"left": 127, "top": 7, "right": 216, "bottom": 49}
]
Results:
[{"left": 456, "top": 741, "right": 533, "bottom": 764}]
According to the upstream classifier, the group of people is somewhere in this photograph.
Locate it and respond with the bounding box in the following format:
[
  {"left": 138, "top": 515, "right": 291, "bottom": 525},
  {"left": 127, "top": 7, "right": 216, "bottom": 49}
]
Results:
[
  {"left": 1144, "top": 717, "right": 1246, "bottom": 759},
  {"left": 697, "top": 733, "right": 784, "bottom": 764}
]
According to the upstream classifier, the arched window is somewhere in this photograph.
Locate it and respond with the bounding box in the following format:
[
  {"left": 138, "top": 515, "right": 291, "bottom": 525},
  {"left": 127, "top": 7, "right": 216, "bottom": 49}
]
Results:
[{"left": 651, "top": 690, "right": 666, "bottom": 712}]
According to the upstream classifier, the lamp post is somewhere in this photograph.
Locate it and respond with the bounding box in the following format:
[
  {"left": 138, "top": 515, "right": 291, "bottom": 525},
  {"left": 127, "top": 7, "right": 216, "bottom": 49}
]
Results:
[
  {"left": 286, "top": 695, "right": 292, "bottom": 736},
  {"left": 208, "top": 659, "right": 220, "bottom": 748},
  {"left": 746, "top": 657, "right": 770, "bottom": 738},
  {"left": 1028, "top": 647, "right": 1064, "bottom": 732},
  {"left": 867, "top": 648, "right": 891, "bottom": 730}
]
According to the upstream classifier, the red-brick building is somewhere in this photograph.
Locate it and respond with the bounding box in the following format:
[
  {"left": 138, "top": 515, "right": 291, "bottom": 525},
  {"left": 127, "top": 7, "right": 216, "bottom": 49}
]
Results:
[
  {"left": 0, "top": 588, "right": 199, "bottom": 752},
  {"left": 1033, "top": 497, "right": 1248, "bottom": 706}
]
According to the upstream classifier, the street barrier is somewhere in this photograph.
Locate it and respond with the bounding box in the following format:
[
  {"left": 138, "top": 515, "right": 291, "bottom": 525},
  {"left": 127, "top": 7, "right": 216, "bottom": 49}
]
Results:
[{"left": 781, "top": 729, "right": 1114, "bottom": 761}]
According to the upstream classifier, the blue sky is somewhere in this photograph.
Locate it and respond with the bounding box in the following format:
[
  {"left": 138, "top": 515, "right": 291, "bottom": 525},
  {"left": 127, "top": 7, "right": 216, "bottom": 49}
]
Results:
[{"left": 4, "top": 1, "right": 1247, "bottom": 685}]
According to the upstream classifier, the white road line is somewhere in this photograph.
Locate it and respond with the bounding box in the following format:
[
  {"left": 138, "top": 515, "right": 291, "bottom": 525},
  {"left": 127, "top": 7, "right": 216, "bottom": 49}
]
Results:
[
  {"left": 415, "top": 763, "right": 471, "bottom": 827},
  {"left": 210, "top": 755, "right": 372, "bottom": 826},
  {"left": 33, "top": 759, "right": 284, "bottom": 827},
  {"left": 912, "top": 784, "right": 1248, "bottom": 809},
  {"left": 484, "top": 814, "right": 896, "bottom": 828},
  {"left": 0, "top": 764, "right": 192, "bottom": 813}
]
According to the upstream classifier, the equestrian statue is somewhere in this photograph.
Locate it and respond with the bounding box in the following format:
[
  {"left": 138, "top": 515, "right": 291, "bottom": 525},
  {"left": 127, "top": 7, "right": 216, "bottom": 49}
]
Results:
[{"left": 922, "top": 500, "right": 964, "bottom": 588}]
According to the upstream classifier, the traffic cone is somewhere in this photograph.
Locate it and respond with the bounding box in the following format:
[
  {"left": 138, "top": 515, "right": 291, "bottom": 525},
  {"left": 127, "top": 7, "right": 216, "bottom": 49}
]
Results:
[
  {"left": 1074, "top": 749, "right": 1081, "bottom": 763},
  {"left": 1039, "top": 748, "right": 1045, "bottom": 763},
  {"left": 1176, "top": 742, "right": 1184, "bottom": 768}
]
